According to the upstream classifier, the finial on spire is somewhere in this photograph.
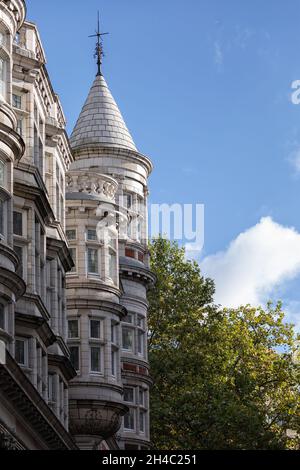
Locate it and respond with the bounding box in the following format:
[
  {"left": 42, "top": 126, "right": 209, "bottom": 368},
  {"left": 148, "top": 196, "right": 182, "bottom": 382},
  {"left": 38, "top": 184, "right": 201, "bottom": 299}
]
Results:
[{"left": 89, "top": 12, "right": 109, "bottom": 76}]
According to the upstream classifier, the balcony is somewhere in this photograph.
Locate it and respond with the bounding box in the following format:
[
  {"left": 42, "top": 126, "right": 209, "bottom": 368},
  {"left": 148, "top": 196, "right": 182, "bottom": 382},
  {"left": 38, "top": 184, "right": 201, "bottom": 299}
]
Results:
[{"left": 66, "top": 171, "right": 118, "bottom": 202}]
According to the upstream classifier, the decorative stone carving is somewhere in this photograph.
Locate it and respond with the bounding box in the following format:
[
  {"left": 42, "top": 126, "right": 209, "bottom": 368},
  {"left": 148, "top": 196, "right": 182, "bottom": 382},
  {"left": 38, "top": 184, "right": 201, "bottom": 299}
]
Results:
[
  {"left": 66, "top": 171, "right": 118, "bottom": 201},
  {"left": 69, "top": 400, "right": 128, "bottom": 440}
]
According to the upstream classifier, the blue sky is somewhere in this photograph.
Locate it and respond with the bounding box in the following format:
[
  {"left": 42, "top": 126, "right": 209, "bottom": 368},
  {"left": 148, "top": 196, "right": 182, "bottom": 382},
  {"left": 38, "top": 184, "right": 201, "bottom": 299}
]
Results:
[{"left": 27, "top": 0, "right": 300, "bottom": 323}]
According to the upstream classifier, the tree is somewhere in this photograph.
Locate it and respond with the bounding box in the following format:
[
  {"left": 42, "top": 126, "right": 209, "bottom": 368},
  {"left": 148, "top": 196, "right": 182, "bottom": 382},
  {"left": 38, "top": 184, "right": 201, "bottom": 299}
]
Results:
[{"left": 148, "top": 237, "right": 300, "bottom": 450}]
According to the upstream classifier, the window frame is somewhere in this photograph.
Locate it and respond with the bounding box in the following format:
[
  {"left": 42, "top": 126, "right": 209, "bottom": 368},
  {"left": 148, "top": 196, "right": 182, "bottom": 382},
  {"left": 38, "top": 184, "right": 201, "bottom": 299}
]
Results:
[
  {"left": 90, "top": 345, "right": 102, "bottom": 374},
  {"left": 15, "top": 337, "right": 29, "bottom": 367},
  {"left": 68, "top": 319, "right": 79, "bottom": 339}
]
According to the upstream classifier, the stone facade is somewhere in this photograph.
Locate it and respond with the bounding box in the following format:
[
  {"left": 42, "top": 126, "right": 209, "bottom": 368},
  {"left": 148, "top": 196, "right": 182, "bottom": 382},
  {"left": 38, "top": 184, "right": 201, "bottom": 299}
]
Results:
[{"left": 0, "top": 0, "right": 154, "bottom": 451}]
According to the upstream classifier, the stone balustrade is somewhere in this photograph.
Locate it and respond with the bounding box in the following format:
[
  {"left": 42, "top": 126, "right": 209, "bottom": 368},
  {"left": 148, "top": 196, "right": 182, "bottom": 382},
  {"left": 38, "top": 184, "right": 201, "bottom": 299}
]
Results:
[{"left": 66, "top": 171, "right": 118, "bottom": 202}]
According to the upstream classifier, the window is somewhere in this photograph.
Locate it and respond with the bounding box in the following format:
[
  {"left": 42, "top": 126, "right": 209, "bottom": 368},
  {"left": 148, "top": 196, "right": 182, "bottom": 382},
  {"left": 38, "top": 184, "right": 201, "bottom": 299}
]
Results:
[
  {"left": 123, "top": 313, "right": 133, "bottom": 324},
  {"left": 90, "top": 346, "right": 101, "bottom": 373},
  {"left": 48, "top": 374, "right": 56, "bottom": 404},
  {"left": 69, "top": 248, "right": 76, "bottom": 273},
  {"left": 69, "top": 346, "right": 79, "bottom": 371},
  {"left": 0, "top": 160, "right": 4, "bottom": 186},
  {"left": 122, "top": 327, "right": 134, "bottom": 351},
  {"left": 124, "top": 192, "right": 133, "bottom": 209},
  {"left": 124, "top": 387, "right": 134, "bottom": 403},
  {"left": 14, "top": 245, "right": 24, "bottom": 278},
  {"left": 13, "top": 211, "right": 23, "bottom": 236},
  {"left": 137, "top": 220, "right": 142, "bottom": 242},
  {"left": 0, "top": 304, "right": 5, "bottom": 330},
  {"left": 66, "top": 229, "right": 76, "bottom": 241},
  {"left": 87, "top": 229, "right": 97, "bottom": 241},
  {"left": 15, "top": 338, "right": 28, "bottom": 367},
  {"left": 0, "top": 58, "right": 6, "bottom": 99},
  {"left": 13, "top": 94, "right": 22, "bottom": 109},
  {"left": 90, "top": 319, "right": 101, "bottom": 339},
  {"left": 139, "top": 388, "right": 145, "bottom": 406},
  {"left": 0, "top": 201, "right": 3, "bottom": 237},
  {"left": 111, "top": 321, "right": 117, "bottom": 343},
  {"left": 0, "top": 32, "right": 6, "bottom": 47},
  {"left": 68, "top": 320, "right": 79, "bottom": 339},
  {"left": 87, "top": 248, "right": 99, "bottom": 274},
  {"left": 108, "top": 250, "right": 116, "bottom": 280},
  {"left": 127, "top": 220, "right": 132, "bottom": 238},
  {"left": 137, "top": 316, "right": 144, "bottom": 328},
  {"left": 124, "top": 408, "right": 135, "bottom": 431},
  {"left": 138, "top": 330, "right": 144, "bottom": 355},
  {"left": 111, "top": 349, "right": 117, "bottom": 376},
  {"left": 139, "top": 410, "right": 146, "bottom": 433}
]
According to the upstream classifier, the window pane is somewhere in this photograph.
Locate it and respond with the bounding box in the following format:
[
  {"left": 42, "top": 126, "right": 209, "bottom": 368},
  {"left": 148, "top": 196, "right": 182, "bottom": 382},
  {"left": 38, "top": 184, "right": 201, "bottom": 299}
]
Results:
[
  {"left": 91, "top": 347, "right": 101, "bottom": 372},
  {"left": 13, "top": 211, "right": 23, "bottom": 236},
  {"left": 66, "top": 229, "right": 76, "bottom": 240},
  {"left": 15, "top": 339, "right": 26, "bottom": 366},
  {"left": 13, "top": 94, "right": 22, "bottom": 109},
  {"left": 111, "top": 321, "right": 116, "bottom": 343},
  {"left": 139, "top": 389, "right": 144, "bottom": 406},
  {"left": 139, "top": 411, "right": 145, "bottom": 433},
  {"left": 138, "top": 330, "right": 144, "bottom": 355},
  {"left": 0, "top": 58, "right": 6, "bottom": 98},
  {"left": 111, "top": 350, "right": 116, "bottom": 376},
  {"left": 87, "top": 249, "right": 98, "bottom": 274},
  {"left": 14, "top": 245, "right": 23, "bottom": 277},
  {"left": 90, "top": 320, "right": 101, "bottom": 339},
  {"left": 124, "top": 408, "right": 135, "bottom": 430},
  {"left": 123, "top": 314, "right": 133, "bottom": 324},
  {"left": 68, "top": 320, "right": 79, "bottom": 338},
  {"left": 108, "top": 251, "right": 116, "bottom": 280},
  {"left": 87, "top": 229, "right": 97, "bottom": 241},
  {"left": 124, "top": 193, "right": 132, "bottom": 209},
  {"left": 48, "top": 375, "right": 55, "bottom": 403},
  {"left": 124, "top": 387, "right": 134, "bottom": 403},
  {"left": 70, "top": 346, "right": 79, "bottom": 371},
  {"left": 0, "top": 304, "right": 5, "bottom": 330},
  {"left": 0, "top": 201, "right": 3, "bottom": 236},
  {"left": 0, "top": 32, "right": 5, "bottom": 46},
  {"left": 122, "top": 327, "right": 133, "bottom": 351},
  {"left": 0, "top": 161, "right": 4, "bottom": 186}
]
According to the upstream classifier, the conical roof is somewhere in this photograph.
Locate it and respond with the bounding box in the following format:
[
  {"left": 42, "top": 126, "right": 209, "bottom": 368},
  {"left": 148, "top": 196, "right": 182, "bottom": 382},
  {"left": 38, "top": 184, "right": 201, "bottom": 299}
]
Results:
[{"left": 70, "top": 74, "right": 137, "bottom": 152}]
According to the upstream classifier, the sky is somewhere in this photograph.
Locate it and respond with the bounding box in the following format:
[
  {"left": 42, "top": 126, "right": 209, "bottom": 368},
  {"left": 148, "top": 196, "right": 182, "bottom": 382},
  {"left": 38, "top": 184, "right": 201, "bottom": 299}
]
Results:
[{"left": 26, "top": 0, "right": 300, "bottom": 327}]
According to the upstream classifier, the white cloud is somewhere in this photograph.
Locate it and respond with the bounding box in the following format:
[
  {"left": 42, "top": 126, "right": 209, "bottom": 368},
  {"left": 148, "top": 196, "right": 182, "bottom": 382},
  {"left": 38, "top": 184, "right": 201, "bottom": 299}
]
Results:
[
  {"left": 201, "top": 217, "right": 300, "bottom": 308},
  {"left": 288, "top": 148, "right": 300, "bottom": 174},
  {"left": 214, "top": 41, "right": 224, "bottom": 66}
]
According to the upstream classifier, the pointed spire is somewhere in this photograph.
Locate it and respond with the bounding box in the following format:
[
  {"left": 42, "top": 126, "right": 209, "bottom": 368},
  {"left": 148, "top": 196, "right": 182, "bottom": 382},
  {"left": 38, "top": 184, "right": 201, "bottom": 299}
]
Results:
[
  {"left": 70, "top": 74, "right": 137, "bottom": 152},
  {"left": 89, "top": 12, "right": 109, "bottom": 76}
]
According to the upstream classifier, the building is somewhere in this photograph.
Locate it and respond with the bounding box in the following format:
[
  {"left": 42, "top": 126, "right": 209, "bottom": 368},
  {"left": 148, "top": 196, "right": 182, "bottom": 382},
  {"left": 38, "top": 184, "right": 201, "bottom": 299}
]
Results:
[{"left": 0, "top": 0, "right": 154, "bottom": 450}]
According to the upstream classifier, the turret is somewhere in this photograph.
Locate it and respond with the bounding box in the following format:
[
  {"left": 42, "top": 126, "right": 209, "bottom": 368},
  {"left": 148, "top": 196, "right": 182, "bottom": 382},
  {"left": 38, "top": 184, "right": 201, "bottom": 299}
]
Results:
[{"left": 66, "top": 16, "right": 154, "bottom": 449}]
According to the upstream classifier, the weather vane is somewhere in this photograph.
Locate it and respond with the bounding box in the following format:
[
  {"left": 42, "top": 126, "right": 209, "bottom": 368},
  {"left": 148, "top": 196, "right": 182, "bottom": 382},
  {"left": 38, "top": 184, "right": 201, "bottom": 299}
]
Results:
[{"left": 89, "top": 12, "right": 109, "bottom": 76}]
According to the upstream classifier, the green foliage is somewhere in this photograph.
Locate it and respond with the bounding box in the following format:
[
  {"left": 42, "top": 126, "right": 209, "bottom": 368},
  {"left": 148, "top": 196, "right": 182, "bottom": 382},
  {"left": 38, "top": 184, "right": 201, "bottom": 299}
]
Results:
[{"left": 148, "top": 236, "right": 300, "bottom": 450}]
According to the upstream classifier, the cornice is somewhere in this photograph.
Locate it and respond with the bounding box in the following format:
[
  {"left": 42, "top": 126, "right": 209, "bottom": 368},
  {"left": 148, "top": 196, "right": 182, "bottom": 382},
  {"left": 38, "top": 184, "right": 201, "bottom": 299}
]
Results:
[
  {"left": 72, "top": 145, "right": 153, "bottom": 177},
  {"left": 0, "top": 121, "right": 25, "bottom": 160},
  {"left": 0, "top": 266, "right": 26, "bottom": 300},
  {"left": 0, "top": 352, "right": 78, "bottom": 450}
]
